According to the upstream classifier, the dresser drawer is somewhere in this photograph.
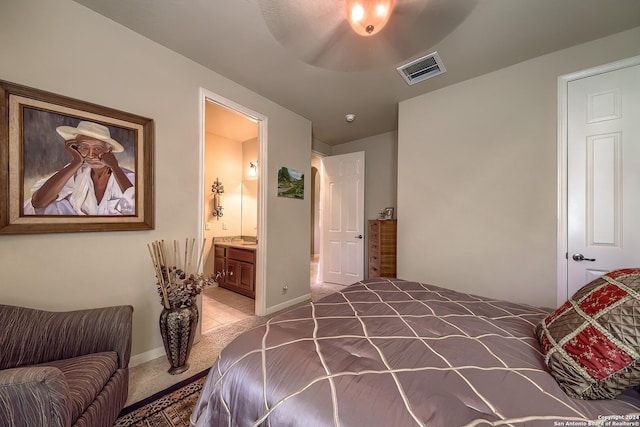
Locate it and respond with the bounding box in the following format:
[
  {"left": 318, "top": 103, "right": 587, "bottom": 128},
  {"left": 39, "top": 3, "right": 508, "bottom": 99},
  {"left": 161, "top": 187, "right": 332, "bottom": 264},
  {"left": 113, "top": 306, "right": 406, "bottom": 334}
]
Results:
[
  {"left": 369, "top": 241, "right": 379, "bottom": 254},
  {"left": 367, "top": 219, "right": 397, "bottom": 279},
  {"left": 369, "top": 254, "right": 379, "bottom": 268},
  {"left": 368, "top": 264, "right": 380, "bottom": 277}
]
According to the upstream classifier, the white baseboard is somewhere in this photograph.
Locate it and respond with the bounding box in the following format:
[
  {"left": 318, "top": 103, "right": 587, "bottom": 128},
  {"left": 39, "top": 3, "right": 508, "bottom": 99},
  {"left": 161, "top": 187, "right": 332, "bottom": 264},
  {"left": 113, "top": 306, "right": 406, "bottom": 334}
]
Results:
[
  {"left": 130, "top": 346, "right": 165, "bottom": 367},
  {"left": 265, "top": 293, "right": 311, "bottom": 315}
]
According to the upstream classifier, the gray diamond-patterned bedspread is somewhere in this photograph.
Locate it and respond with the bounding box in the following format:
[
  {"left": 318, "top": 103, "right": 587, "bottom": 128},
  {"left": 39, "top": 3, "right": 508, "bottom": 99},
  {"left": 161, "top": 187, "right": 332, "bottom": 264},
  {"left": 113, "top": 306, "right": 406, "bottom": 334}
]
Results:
[{"left": 191, "top": 278, "right": 640, "bottom": 426}]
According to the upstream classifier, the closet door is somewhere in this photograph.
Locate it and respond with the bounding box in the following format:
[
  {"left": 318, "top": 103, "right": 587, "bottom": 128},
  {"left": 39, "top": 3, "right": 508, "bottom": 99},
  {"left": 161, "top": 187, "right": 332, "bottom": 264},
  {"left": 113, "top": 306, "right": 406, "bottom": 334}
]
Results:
[{"left": 566, "top": 63, "right": 640, "bottom": 297}]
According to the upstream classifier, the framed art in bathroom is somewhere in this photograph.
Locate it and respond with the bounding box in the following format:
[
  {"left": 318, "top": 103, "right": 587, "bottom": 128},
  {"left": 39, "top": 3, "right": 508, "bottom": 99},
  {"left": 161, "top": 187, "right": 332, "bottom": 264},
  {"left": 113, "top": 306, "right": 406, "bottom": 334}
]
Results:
[{"left": 0, "top": 80, "right": 155, "bottom": 234}]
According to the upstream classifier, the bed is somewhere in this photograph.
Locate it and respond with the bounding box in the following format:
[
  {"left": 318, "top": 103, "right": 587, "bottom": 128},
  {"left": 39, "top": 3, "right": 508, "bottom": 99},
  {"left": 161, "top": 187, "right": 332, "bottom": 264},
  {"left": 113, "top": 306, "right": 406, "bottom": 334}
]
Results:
[{"left": 191, "top": 277, "right": 640, "bottom": 426}]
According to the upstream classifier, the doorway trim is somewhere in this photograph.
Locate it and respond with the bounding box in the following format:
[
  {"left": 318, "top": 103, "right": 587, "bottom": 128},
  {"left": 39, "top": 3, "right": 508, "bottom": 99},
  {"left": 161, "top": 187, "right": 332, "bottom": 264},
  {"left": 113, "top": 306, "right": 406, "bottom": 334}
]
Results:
[
  {"left": 556, "top": 55, "right": 640, "bottom": 306},
  {"left": 199, "top": 88, "right": 268, "bottom": 316}
]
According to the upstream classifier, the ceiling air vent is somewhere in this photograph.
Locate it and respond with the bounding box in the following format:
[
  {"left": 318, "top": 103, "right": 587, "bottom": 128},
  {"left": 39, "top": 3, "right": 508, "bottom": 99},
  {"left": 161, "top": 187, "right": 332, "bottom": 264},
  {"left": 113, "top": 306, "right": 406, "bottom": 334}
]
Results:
[{"left": 396, "top": 52, "right": 446, "bottom": 85}]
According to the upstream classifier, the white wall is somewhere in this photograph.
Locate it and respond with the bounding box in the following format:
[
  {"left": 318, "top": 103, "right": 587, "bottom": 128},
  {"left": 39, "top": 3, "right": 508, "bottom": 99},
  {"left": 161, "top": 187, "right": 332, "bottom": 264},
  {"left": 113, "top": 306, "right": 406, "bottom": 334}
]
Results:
[
  {"left": 205, "top": 133, "right": 243, "bottom": 238},
  {"left": 242, "top": 138, "right": 259, "bottom": 238},
  {"left": 202, "top": 133, "right": 243, "bottom": 278},
  {"left": 0, "top": 0, "right": 311, "bottom": 359},
  {"left": 312, "top": 139, "right": 332, "bottom": 156},
  {"left": 398, "top": 27, "right": 640, "bottom": 308},
  {"left": 332, "top": 131, "right": 398, "bottom": 223}
]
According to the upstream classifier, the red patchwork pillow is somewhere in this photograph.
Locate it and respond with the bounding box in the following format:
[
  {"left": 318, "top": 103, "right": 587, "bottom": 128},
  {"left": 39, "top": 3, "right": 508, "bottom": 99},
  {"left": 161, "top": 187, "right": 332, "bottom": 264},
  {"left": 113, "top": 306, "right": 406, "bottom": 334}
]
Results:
[{"left": 536, "top": 268, "right": 640, "bottom": 399}]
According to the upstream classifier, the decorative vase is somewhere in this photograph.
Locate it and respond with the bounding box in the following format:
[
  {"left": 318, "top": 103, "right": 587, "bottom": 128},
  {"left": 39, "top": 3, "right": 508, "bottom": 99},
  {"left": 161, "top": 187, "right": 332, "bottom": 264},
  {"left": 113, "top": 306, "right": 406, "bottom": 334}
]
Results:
[{"left": 159, "top": 303, "right": 198, "bottom": 375}]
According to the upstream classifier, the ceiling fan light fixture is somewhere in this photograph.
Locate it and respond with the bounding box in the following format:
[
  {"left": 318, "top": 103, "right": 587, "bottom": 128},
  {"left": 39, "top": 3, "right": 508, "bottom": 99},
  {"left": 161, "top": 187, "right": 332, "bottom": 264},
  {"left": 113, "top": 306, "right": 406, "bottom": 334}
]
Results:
[{"left": 346, "top": 0, "right": 395, "bottom": 37}]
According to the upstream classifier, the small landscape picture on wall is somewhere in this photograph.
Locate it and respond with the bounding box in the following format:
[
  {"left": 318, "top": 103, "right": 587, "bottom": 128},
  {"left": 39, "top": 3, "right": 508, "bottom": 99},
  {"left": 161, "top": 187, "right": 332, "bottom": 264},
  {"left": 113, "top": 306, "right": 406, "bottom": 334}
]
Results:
[{"left": 277, "top": 166, "right": 304, "bottom": 199}]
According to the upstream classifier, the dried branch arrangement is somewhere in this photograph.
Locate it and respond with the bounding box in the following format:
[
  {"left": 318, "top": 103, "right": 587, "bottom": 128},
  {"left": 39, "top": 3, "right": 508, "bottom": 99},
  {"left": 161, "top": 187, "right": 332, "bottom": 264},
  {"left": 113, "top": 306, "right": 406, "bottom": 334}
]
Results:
[{"left": 147, "top": 238, "right": 213, "bottom": 309}]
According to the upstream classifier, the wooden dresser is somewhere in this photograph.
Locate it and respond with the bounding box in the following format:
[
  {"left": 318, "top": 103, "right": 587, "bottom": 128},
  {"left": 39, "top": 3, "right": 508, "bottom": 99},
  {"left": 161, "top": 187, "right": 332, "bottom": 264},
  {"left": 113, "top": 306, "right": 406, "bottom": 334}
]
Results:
[{"left": 368, "top": 219, "right": 397, "bottom": 278}]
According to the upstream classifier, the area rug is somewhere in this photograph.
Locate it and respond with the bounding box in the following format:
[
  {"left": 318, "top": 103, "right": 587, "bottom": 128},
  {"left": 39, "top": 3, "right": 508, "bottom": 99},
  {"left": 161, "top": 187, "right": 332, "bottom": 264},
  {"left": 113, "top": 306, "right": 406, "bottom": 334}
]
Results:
[{"left": 114, "top": 368, "right": 209, "bottom": 427}]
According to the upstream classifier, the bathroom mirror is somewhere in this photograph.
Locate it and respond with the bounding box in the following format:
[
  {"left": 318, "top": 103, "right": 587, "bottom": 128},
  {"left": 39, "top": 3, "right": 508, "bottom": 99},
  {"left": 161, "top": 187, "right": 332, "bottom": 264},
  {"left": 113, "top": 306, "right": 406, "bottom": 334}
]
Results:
[{"left": 241, "top": 180, "right": 257, "bottom": 237}]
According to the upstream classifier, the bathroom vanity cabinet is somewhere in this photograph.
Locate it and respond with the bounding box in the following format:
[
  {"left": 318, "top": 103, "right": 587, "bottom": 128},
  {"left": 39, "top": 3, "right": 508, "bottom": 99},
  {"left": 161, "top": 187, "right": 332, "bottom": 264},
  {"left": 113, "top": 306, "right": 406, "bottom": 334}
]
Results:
[{"left": 214, "top": 244, "right": 256, "bottom": 298}]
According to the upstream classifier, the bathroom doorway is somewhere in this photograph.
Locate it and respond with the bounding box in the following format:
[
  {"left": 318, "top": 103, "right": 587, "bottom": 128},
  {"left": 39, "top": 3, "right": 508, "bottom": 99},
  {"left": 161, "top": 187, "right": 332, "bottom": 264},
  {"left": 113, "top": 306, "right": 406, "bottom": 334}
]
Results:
[{"left": 199, "top": 89, "right": 267, "bottom": 334}]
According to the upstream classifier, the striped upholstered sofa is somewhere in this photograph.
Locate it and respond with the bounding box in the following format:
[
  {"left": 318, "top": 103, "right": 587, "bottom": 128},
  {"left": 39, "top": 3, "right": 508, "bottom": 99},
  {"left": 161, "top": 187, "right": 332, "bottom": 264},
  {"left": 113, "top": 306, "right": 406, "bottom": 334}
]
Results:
[{"left": 0, "top": 304, "right": 133, "bottom": 427}]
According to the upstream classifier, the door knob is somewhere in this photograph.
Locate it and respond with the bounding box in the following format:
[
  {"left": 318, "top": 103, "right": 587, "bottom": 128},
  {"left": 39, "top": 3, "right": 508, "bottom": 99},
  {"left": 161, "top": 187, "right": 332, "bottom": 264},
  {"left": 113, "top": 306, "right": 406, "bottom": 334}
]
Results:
[
  {"left": 355, "top": 234, "right": 363, "bottom": 239},
  {"left": 572, "top": 253, "right": 596, "bottom": 262}
]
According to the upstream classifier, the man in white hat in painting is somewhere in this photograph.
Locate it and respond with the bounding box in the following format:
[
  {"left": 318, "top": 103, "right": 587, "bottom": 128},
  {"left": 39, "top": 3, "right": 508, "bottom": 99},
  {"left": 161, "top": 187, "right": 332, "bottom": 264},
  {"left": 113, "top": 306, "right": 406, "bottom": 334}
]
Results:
[{"left": 24, "top": 121, "right": 135, "bottom": 215}]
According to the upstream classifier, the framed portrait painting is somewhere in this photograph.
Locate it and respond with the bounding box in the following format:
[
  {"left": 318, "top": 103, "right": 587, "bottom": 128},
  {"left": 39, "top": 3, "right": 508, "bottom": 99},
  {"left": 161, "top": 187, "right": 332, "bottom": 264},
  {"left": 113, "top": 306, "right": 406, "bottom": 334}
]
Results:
[{"left": 0, "top": 80, "right": 154, "bottom": 234}]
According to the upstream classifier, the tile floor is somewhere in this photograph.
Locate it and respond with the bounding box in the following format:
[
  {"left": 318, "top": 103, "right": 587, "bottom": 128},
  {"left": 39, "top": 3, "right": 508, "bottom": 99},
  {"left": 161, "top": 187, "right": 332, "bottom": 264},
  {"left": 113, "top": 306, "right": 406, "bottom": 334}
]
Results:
[
  {"left": 126, "top": 255, "right": 343, "bottom": 405},
  {"left": 201, "top": 286, "right": 254, "bottom": 332}
]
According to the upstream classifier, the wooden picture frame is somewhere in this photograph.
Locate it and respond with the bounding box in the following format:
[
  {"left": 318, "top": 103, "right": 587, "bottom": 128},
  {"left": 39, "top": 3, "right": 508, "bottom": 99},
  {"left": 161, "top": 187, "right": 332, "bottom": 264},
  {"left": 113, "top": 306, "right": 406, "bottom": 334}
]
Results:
[{"left": 0, "top": 80, "right": 154, "bottom": 234}]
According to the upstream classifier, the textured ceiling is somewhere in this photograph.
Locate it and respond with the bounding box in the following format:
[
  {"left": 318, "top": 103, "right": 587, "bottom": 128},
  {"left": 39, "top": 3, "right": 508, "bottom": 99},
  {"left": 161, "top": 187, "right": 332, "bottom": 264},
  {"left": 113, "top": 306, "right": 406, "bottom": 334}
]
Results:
[{"left": 72, "top": 0, "right": 640, "bottom": 145}]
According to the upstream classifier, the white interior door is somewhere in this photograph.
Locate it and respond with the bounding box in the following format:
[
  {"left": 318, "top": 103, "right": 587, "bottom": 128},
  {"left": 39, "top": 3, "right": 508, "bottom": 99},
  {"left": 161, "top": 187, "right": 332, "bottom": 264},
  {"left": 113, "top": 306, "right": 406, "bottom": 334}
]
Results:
[
  {"left": 321, "top": 151, "right": 365, "bottom": 285},
  {"left": 567, "top": 62, "right": 640, "bottom": 297}
]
